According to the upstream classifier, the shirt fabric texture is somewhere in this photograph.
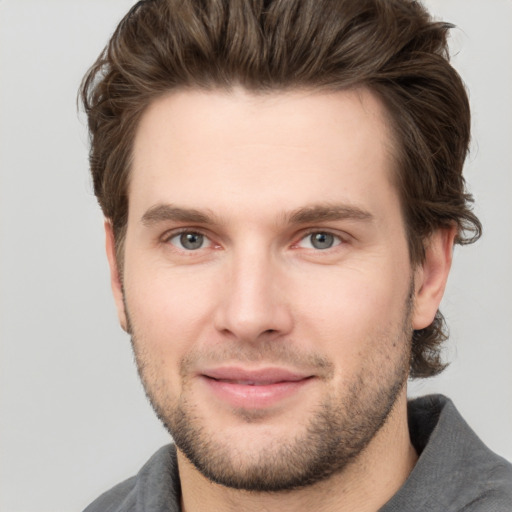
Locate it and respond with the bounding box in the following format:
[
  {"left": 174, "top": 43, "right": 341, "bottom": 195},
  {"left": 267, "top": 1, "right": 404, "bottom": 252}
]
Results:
[{"left": 83, "top": 395, "right": 512, "bottom": 512}]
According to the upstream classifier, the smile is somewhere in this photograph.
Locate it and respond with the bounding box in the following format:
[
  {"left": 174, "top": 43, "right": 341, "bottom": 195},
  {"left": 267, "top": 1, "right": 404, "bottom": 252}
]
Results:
[
  {"left": 200, "top": 367, "right": 314, "bottom": 409},
  {"left": 214, "top": 379, "right": 288, "bottom": 385}
]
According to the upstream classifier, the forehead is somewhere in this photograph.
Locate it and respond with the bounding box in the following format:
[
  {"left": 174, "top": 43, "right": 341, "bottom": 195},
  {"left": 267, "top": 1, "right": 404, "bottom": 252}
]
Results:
[{"left": 129, "top": 87, "right": 399, "bottom": 224}]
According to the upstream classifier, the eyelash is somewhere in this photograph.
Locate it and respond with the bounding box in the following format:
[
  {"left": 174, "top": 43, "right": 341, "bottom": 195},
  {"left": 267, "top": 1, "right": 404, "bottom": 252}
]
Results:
[
  {"left": 162, "top": 228, "right": 214, "bottom": 251},
  {"left": 293, "top": 229, "right": 345, "bottom": 251},
  {"left": 162, "top": 228, "right": 347, "bottom": 253}
]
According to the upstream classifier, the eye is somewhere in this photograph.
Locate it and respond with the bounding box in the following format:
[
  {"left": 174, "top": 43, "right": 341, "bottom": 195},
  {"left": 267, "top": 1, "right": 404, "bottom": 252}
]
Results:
[
  {"left": 168, "top": 231, "right": 210, "bottom": 250},
  {"left": 298, "top": 232, "right": 342, "bottom": 250}
]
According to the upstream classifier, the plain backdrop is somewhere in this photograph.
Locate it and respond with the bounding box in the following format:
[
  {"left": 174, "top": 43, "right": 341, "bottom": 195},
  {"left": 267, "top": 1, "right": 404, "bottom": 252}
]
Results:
[{"left": 0, "top": 1, "right": 511, "bottom": 511}]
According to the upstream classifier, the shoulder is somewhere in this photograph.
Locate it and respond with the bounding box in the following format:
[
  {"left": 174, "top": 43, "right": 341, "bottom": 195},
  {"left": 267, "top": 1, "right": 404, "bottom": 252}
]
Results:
[
  {"left": 82, "top": 444, "right": 181, "bottom": 512},
  {"left": 465, "top": 454, "right": 512, "bottom": 511},
  {"left": 83, "top": 476, "right": 138, "bottom": 512},
  {"left": 381, "top": 395, "right": 512, "bottom": 512}
]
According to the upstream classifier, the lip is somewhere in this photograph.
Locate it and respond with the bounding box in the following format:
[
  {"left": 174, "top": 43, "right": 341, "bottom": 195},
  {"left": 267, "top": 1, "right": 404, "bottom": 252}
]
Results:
[{"left": 199, "top": 367, "right": 314, "bottom": 409}]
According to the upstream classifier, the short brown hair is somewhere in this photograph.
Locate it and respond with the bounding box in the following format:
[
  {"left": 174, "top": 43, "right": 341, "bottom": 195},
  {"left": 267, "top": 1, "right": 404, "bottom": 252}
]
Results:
[{"left": 80, "top": 0, "right": 481, "bottom": 378}]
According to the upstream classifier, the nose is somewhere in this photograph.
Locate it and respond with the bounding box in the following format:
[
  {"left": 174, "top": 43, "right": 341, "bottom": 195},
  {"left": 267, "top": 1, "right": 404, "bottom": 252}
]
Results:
[{"left": 213, "top": 248, "right": 293, "bottom": 342}]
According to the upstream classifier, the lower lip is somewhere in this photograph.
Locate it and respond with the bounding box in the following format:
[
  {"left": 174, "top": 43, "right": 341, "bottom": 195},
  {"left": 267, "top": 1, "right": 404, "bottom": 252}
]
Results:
[{"left": 201, "top": 376, "right": 313, "bottom": 409}]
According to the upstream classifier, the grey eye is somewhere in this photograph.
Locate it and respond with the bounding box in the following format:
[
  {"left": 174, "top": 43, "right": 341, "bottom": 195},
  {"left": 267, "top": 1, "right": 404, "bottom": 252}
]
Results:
[
  {"left": 310, "top": 232, "right": 335, "bottom": 250},
  {"left": 170, "top": 232, "right": 206, "bottom": 250},
  {"left": 297, "top": 232, "right": 341, "bottom": 250},
  {"left": 181, "top": 232, "right": 204, "bottom": 250}
]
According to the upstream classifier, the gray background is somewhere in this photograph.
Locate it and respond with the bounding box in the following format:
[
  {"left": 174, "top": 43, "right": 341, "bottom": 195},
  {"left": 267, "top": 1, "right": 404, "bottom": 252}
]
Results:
[{"left": 0, "top": 1, "right": 511, "bottom": 510}]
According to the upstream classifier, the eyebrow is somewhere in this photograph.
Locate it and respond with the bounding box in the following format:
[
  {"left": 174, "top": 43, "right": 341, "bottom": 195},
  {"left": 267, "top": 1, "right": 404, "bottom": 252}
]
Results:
[
  {"left": 287, "top": 204, "right": 374, "bottom": 224},
  {"left": 141, "top": 204, "right": 216, "bottom": 226},
  {"left": 141, "top": 202, "right": 374, "bottom": 227}
]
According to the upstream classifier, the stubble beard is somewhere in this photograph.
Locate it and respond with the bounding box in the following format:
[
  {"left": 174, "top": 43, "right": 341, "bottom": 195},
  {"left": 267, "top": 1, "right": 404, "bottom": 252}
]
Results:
[{"left": 127, "top": 296, "right": 413, "bottom": 492}]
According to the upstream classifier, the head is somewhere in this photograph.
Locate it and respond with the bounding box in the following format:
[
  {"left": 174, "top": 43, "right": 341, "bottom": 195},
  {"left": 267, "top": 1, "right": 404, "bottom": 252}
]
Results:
[
  {"left": 81, "top": 0, "right": 480, "bottom": 379},
  {"left": 80, "top": 0, "right": 481, "bottom": 493}
]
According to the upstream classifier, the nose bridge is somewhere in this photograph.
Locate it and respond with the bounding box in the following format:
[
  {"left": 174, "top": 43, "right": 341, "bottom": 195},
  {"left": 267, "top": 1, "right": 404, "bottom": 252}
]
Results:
[{"left": 214, "top": 241, "right": 292, "bottom": 341}]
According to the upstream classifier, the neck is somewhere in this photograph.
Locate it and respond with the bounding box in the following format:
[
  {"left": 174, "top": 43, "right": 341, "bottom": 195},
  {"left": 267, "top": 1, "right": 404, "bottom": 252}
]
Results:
[{"left": 178, "top": 390, "right": 417, "bottom": 512}]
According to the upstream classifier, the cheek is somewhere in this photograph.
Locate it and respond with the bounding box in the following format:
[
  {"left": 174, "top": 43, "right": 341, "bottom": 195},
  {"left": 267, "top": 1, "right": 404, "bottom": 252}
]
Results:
[
  {"left": 294, "top": 262, "right": 406, "bottom": 320},
  {"left": 290, "top": 263, "right": 411, "bottom": 358},
  {"left": 125, "top": 278, "right": 213, "bottom": 397},
  {"left": 124, "top": 266, "right": 219, "bottom": 357}
]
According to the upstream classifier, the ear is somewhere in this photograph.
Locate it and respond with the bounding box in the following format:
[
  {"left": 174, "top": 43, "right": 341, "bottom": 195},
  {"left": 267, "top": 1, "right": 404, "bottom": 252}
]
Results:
[
  {"left": 105, "top": 221, "right": 128, "bottom": 332},
  {"left": 412, "top": 227, "right": 457, "bottom": 330}
]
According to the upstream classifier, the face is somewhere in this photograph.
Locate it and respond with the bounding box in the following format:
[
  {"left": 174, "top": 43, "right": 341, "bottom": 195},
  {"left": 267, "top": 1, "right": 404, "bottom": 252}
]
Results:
[{"left": 108, "top": 88, "right": 441, "bottom": 491}]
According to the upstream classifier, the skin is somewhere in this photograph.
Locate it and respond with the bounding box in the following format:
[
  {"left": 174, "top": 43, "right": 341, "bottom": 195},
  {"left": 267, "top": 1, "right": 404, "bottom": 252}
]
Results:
[{"left": 105, "top": 87, "right": 455, "bottom": 512}]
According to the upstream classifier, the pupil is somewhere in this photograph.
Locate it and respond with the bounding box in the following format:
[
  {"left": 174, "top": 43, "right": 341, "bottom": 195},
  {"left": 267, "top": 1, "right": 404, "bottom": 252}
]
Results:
[
  {"left": 311, "top": 232, "right": 333, "bottom": 249},
  {"left": 180, "top": 232, "right": 203, "bottom": 250}
]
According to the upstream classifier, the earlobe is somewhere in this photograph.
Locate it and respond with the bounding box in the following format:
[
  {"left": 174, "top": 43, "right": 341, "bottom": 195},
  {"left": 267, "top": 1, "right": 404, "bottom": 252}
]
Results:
[
  {"left": 412, "top": 227, "right": 457, "bottom": 330},
  {"left": 104, "top": 221, "right": 129, "bottom": 332}
]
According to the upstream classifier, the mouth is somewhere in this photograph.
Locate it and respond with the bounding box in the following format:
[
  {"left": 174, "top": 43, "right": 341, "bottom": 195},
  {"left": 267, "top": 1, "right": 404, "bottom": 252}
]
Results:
[
  {"left": 199, "top": 367, "right": 314, "bottom": 409},
  {"left": 212, "top": 379, "right": 295, "bottom": 385}
]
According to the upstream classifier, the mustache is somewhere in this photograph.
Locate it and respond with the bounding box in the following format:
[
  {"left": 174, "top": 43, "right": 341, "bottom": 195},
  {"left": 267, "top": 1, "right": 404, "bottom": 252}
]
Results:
[{"left": 177, "top": 340, "right": 335, "bottom": 379}]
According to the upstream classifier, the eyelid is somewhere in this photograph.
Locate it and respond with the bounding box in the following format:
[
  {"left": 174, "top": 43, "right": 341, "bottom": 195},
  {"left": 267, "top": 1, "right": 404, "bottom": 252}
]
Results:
[
  {"left": 159, "top": 226, "right": 350, "bottom": 252},
  {"left": 295, "top": 228, "right": 346, "bottom": 243},
  {"left": 162, "top": 225, "right": 206, "bottom": 239},
  {"left": 161, "top": 227, "right": 216, "bottom": 249}
]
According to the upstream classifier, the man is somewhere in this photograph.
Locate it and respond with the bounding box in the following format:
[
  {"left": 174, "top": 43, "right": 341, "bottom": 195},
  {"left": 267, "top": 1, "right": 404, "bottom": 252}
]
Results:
[{"left": 80, "top": 0, "right": 512, "bottom": 510}]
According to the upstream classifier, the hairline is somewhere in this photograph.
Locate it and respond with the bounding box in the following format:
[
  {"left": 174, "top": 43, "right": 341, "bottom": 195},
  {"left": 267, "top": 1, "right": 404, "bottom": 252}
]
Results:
[{"left": 112, "top": 83, "right": 419, "bottom": 272}]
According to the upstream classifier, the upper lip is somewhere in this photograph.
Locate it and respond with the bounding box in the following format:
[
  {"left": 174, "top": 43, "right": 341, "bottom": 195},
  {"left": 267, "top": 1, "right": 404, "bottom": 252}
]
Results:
[{"left": 201, "top": 367, "right": 312, "bottom": 384}]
